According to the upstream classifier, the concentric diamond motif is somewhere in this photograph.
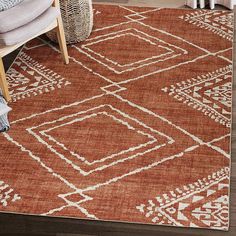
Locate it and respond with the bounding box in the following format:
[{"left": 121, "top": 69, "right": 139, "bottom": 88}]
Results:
[
  {"left": 76, "top": 27, "right": 187, "bottom": 74},
  {"left": 42, "top": 112, "right": 155, "bottom": 164},
  {"left": 27, "top": 104, "right": 173, "bottom": 176}
]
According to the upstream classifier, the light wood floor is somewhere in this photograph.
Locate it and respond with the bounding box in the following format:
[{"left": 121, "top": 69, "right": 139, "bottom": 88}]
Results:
[{"left": 1, "top": 0, "right": 235, "bottom": 235}]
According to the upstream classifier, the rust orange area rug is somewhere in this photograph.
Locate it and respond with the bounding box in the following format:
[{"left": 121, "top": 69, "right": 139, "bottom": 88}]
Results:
[{"left": 0, "top": 4, "right": 233, "bottom": 231}]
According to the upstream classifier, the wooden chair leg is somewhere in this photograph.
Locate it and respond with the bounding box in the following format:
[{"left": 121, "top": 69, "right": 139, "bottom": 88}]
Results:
[
  {"left": 0, "top": 58, "right": 10, "bottom": 102},
  {"left": 56, "top": 16, "right": 69, "bottom": 65}
]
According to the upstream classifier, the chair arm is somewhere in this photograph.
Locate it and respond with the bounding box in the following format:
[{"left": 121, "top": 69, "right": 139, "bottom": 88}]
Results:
[{"left": 52, "top": 0, "right": 60, "bottom": 7}]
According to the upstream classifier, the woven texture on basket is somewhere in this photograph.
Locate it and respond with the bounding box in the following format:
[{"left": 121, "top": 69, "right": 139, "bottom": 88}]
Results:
[
  {"left": 0, "top": 0, "right": 23, "bottom": 12},
  {"left": 47, "top": 0, "right": 93, "bottom": 44}
]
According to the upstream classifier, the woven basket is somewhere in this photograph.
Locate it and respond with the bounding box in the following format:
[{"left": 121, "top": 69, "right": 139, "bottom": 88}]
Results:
[{"left": 47, "top": 0, "right": 93, "bottom": 44}]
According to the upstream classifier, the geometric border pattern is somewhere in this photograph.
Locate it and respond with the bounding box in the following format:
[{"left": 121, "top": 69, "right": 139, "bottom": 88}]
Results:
[
  {"left": 0, "top": 180, "right": 21, "bottom": 207},
  {"left": 6, "top": 51, "right": 71, "bottom": 102},
  {"left": 136, "top": 167, "right": 230, "bottom": 230},
  {"left": 180, "top": 10, "right": 234, "bottom": 41},
  {"left": 162, "top": 65, "right": 232, "bottom": 127}
]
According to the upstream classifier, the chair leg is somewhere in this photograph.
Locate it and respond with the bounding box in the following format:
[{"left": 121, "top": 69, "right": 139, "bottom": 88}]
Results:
[
  {"left": 0, "top": 58, "right": 10, "bottom": 102},
  {"left": 209, "top": 0, "right": 215, "bottom": 9},
  {"left": 56, "top": 16, "right": 69, "bottom": 64},
  {"left": 199, "top": 0, "right": 205, "bottom": 8}
]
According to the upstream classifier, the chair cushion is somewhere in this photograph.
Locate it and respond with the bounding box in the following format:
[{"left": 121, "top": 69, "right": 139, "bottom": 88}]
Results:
[
  {"left": 0, "top": 0, "right": 54, "bottom": 33},
  {"left": 0, "top": 7, "right": 59, "bottom": 46},
  {"left": 0, "top": 0, "right": 23, "bottom": 12}
]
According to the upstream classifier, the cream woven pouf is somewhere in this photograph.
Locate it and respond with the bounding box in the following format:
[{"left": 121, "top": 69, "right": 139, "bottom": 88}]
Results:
[{"left": 47, "top": 0, "right": 93, "bottom": 44}]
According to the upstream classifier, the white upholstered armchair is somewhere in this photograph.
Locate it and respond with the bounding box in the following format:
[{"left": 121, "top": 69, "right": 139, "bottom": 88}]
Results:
[{"left": 0, "top": 0, "right": 69, "bottom": 102}]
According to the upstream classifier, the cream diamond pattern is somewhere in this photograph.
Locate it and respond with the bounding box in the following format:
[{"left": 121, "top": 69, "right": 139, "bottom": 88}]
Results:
[
  {"left": 73, "top": 27, "right": 187, "bottom": 74},
  {"left": 27, "top": 104, "right": 174, "bottom": 176}
]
